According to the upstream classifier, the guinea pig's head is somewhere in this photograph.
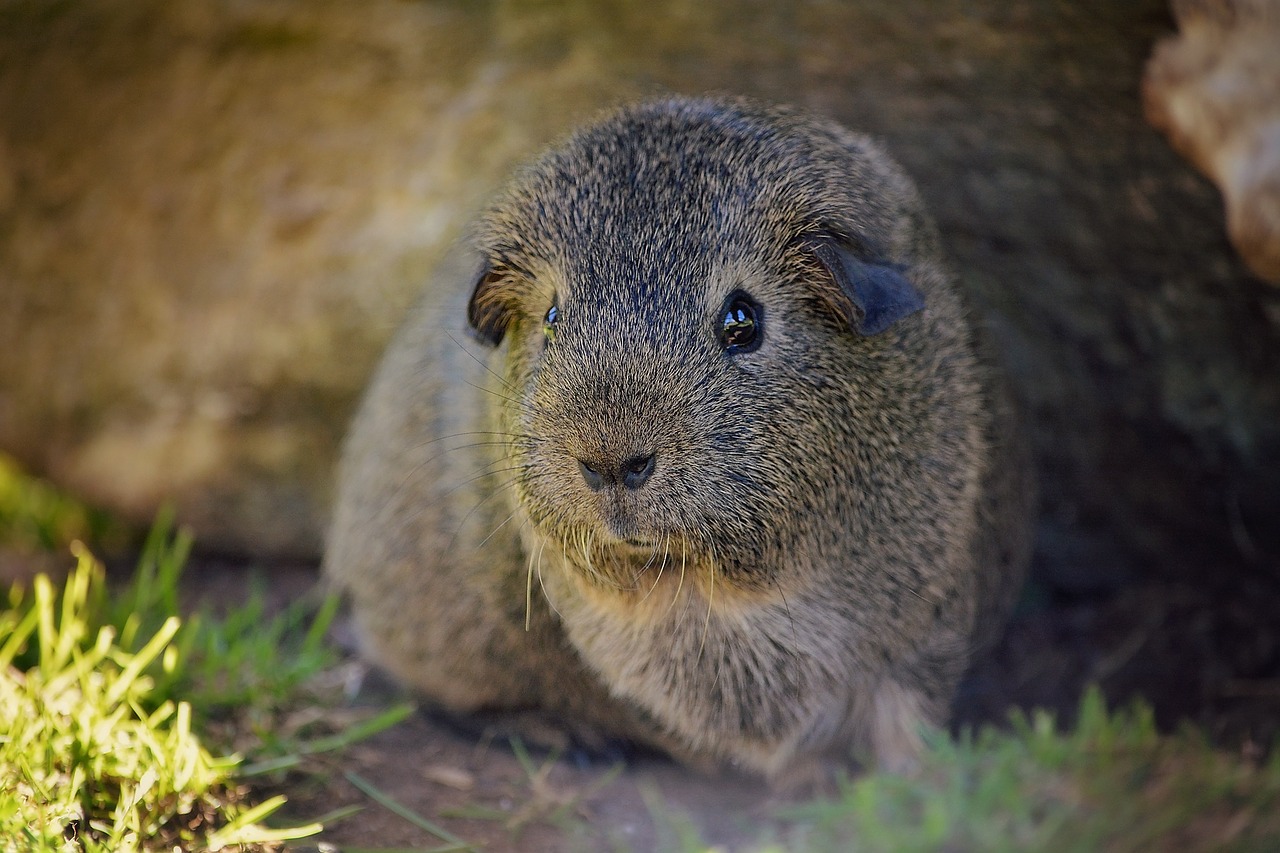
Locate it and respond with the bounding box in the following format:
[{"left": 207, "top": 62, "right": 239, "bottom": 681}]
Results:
[{"left": 465, "top": 98, "right": 943, "bottom": 597}]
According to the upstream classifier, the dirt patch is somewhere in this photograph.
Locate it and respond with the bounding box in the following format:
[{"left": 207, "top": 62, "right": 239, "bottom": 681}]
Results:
[
  {"left": 273, "top": 706, "right": 779, "bottom": 851},
  {"left": 175, "top": 558, "right": 1279, "bottom": 851}
]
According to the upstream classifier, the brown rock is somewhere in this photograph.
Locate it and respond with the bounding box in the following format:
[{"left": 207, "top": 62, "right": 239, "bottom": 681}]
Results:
[
  {"left": 0, "top": 0, "right": 572, "bottom": 555},
  {"left": 1144, "top": 0, "right": 1280, "bottom": 283}
]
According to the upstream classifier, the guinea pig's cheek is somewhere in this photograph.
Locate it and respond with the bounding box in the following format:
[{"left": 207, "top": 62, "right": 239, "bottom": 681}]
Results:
[{"left": 520, "top": 450, "right": 602, "bottom": 534}]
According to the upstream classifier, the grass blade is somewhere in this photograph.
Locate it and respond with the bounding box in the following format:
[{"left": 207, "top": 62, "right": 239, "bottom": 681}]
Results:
[{"left": 344, "top": 770, "right": 475, "bottom": 851}]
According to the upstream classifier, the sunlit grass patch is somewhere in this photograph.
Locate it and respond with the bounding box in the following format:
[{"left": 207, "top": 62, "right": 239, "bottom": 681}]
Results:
[
  {"left": 0, "top": 463, "right": 418, "bottom": 851},
  {"left": 0, "top": 545, "right": 320, "bottom": 851}
]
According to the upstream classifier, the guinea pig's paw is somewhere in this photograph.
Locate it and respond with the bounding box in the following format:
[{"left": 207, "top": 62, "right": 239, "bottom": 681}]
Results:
[
  {"left": 869, "top": 679, "right": 934, "bottom": 775},
  {"left": 479, "top": 709, "right": 645, "bottom": 769},
  {"left": 766, "top": 754, "right": 859, "bottom": 799}
]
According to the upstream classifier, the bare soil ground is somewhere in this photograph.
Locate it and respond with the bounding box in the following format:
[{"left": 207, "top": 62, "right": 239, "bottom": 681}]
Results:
[{"left": 176, "top": 557, "right": 1280, "bottom": 852}]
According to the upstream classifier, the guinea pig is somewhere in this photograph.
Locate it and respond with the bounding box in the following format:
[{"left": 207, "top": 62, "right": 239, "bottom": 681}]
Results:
[{"left": 323, "top": 96, "right": 1035, "bottom": 780}]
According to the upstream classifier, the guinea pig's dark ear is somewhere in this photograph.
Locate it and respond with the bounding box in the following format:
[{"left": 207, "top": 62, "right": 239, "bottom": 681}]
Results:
[
  {"left": 466, "top": 261, "right": 514, "bottom": 347},
  {"left": 806, "top": 236, "right": 925, "bottom": 336}
]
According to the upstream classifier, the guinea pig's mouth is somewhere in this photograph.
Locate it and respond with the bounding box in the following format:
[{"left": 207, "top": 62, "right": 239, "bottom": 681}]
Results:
[
  {"left": 597, "top": 505, "right": 656, "bottom": 547},
  {"left": 598, "top": 525, "right": 661, "bottom": 552},
  {"left": 619, "top": 535, "right": 661, "bottom": 551},
  {"left": 605, "top": 532, "right": 704, "bottom": 567},
  {"left": 599, "top": 523, "right": 677, "bottom": 557}
]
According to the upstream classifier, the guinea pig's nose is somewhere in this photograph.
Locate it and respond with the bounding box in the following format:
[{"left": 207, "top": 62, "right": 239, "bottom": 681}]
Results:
[{"left": 577, "top": 453, "right": 656, "bottom": 491}]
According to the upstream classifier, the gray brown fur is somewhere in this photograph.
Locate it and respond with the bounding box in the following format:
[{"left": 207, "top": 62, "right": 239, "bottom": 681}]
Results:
[{"left": 324, "top": 97, "right": 1035, "bottom": 779}]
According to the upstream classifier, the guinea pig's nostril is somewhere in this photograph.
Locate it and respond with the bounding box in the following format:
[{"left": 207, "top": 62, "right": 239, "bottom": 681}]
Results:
[
  {"left": 578, "top": 453, "right": 655, "bottom": 490},
  {"left": 578, "top": 459, "right": 606, "bottom": 491},
  {"left": 621, "top": 453, "right": 656, "bottom": 490}
]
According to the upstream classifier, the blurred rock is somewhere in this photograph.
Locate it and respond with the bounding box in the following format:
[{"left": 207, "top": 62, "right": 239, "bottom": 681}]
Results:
[
  {"left": 1144, "top": 0, "right": 1280, "bottom": 283},
  {"left": 0, "top": 0, "right": 1277, "bottom": 595}
]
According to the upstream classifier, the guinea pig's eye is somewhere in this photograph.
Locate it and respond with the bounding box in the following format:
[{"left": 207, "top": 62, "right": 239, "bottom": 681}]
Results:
[
  {"left": 543, "top": 301, "right": 560, "bottom": 341},
  {"left": 719, "top": 291, "right": 762, "bottom": 354}
]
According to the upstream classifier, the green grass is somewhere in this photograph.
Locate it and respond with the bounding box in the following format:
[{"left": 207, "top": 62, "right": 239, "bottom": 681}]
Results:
[
  {"left": 767, "top": 690, "right": 1280, "bottom": 852},
  {"left": 0, "top": 543, "right": 321, "bottom": 851},
  {"left": 101, "top": 511, "right": 351, "bottom": 745},
  {"left": 0, "top": 454, "right": 126, "bottom": 557},
  {"left": 0, "top": 460, "right": 411, "bottom": 852}
]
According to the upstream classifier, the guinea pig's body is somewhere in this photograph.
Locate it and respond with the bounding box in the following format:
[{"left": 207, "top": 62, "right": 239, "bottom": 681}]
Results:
[{"left": 324, "top": 97, "right": 1035, "bottom": 778}]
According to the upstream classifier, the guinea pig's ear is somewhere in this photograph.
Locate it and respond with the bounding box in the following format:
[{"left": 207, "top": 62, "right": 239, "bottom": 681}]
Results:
[
  {"left": 466, "top": 260, "right": 514, "bottom": 347},
  {"left": 806, "top": 235, "right": 925, "bottom": 336}
]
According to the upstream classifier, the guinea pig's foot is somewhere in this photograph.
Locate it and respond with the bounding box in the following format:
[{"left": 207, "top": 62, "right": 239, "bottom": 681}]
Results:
[
  {"left": 766, "top": 755, "right": 861, "bottom": 799},
  {"left": 870, "top": 679, "right": 934, "bottom": 775},
  {"left": 425, "top": 706, "right": 643, "bottom": 768},
  {"left": 498, "top": 710, "right": 652, "bottom": 769}
]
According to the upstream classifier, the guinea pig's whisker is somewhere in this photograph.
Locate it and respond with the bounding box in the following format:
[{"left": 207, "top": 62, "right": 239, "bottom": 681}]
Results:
[
  {"left": 451, "top": 362, "right": 537, "bottom": 414},
  {"left": 579, "top": 530, "right": 605, "bottom": 587},
  {"left": 404, "top": 429, "right": 522, "bottom": 453},
  {"left": 443, "top": 471, "right": 529, "bottom": 551},
  {"left": 582, "top": 529, "right": 629, "bottom": 591},
  {"left": 463, "top": 378, "right": 538, "bottom": 417},
  {"left": 389, "top": 434, "right": 524, "bottom": 508},
  {"left": 631, "top": 540, "right": 665, "bottom": 588},
  {"left": 473, "top": 503, "right": 524, "bottom": 550},
  {"left": 637, "top": 535, "right": 671, "bottom": 605},
  {"left": 575, "top": 528, "right": 590, "bottom": 577},
  {"left": 525, "top": 544, "right": 536, "bottom": 631},
  {"left": 663, "top": 539, "right": 689, "bottom": 622},
  {"left": 525, "top": 535, "right": 547, "bottom": 631},
  {"left": 696, "top": 553, "right": 716, "bottom": 667},
  {"left": 777, "top": 586, "right": 800, "bottom": 654},
  {"left": 439, "top": 462, "right": 534, "bottom": 508},
  {"left": 383, "top": 458, "right": 518, "bottom": 538},
  {"left": 642, "top": 539, "right": 664, "bottom": 571},
  {"left": 625, "top": 552, "right": 649, "bottom": 589},
  {"left": 444, "top": 329, "right": 520, "bottom": 393},
  {"left": 402, "top": 441, "right": 527, "bottom": 491},
  {"left": 536, "top": 536, "right": 565, "bottom": 620}
]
